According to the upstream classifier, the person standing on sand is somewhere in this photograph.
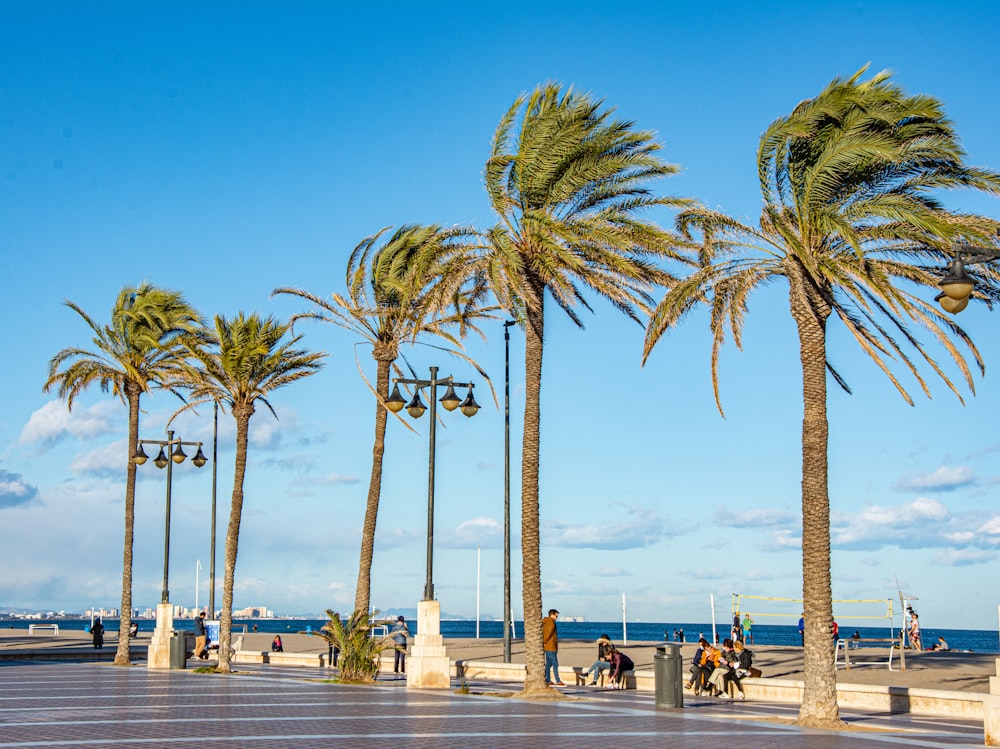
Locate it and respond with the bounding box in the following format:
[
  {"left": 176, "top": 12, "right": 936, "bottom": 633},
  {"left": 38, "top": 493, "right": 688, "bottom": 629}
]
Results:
[
  {"left": 542, "top": 609, "right": 564, "bottom": 686},
  {"left": 90, "top": 617, "right": 104, "bottom": 649},
  {"left": 798, "top": 613, "right": 804, "bottom": 646},
  {"left": 908, "top": 609, "right": 922, "bottom": 650},
  {"left": 742, "top": 613, "right": 753, "bottom": 645}
]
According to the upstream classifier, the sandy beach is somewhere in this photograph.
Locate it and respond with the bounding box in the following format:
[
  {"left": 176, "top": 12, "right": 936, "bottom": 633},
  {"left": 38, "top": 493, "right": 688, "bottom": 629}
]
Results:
[{"left": 2, "top": 630, "right": 994, "bottom": 694}]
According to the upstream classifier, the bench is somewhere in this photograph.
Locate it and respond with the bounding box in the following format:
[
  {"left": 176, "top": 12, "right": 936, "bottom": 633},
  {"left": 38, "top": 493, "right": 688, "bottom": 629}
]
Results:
[
  {"left": 573, "top": 665, "right": 634, "bottom": 688},
  {"left": 607, "top": 670, "right": 635, "bottom": 689},
  {"left": 573, "top": 666, "right": 606, "bottom": 686},
  {"left": 28, "top": 624, "right": 59, "bottom": 636},
  {"left": 266, "top": 651, "right": 325, "bottom": 667}
]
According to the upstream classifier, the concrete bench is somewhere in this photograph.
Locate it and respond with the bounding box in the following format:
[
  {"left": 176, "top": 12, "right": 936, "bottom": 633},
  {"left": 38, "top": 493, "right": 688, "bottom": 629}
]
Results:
[
  {"left": 573, "top": 665, "right": 607, "bottom": 687},
  {"left": 28, "top": 624, "right": 59, "bottom": 636},
  {"left": 607, "top": 669, "right": 635, "bottom": 689},
  {"left": 573, "top": 665, "right": 634, "bottom": 689},
  {"left": 266, "top": 651, "right": 326, "bottom": 667}
]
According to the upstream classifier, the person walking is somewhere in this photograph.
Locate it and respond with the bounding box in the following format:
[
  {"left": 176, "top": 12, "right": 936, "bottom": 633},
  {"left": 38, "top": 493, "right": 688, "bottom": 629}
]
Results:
[
  {"left": 391, "top": 615, "right": 410, "bottom": 674},
  {"left": 193, "top": 611, "right": 207, "bottom": 660},
  {"left": 90, "top": 617, "right": 105, "bottom": 649},
  {"left": 542, "top": 609, "right": 564, "bottom": 686}
]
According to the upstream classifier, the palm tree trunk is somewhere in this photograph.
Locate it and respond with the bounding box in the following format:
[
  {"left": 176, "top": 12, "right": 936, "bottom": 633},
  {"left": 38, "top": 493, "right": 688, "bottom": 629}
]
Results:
[
  {"left": 354, "top": 354, "right": 393, "bottom": 616},
  {"left": 789, "top": 275, "right": 840, "bottom": 727},
  {"left": 113, "top": 386, "right": 140, "bottom": 666},
  {"left": 518, "top": 278, "right": 547, "bottom": 694},
  {"left": 217, "top": 406, "right": 252, "bottom": 674}
]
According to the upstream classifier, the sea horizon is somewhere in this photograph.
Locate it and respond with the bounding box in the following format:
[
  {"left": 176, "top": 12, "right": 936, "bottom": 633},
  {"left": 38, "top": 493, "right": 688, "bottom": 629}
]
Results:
[{"left": 8, "top": 617, "right": 999, "bottom": 654}]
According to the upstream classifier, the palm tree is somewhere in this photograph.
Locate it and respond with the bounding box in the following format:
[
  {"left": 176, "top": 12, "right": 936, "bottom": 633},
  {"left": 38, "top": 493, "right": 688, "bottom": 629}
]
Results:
[
  {"left": 274, "top": 224, "right": 495, "bottom": 618},
  {"left": 43, "top": 284, "right": 202, "bottom": 666},
  {"left": 479, "top": 84, "right": 690, "bottom": 695},
  {"left": 643, "top": 67, "right": 1000, "bottom": 727},
  {"left": 171, "top": 313, "right": 325, "bottom": 673}
]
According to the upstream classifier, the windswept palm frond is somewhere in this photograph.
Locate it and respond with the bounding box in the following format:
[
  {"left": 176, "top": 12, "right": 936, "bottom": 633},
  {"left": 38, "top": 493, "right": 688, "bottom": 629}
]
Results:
[
  {"left": 44, "top": 283, "right": 201, "bottom": 666},
  {"left": 274, "top": 224, "right": 498, "bottom": 619},
  {"left": 169, "top": 313, "right": 324, "bottom": 674},
  {"left": 645, "top": 67, "right": 1000, "bottom": 728},
  {"left": 475, "top": 83, "right": 691, "bottom": 696}
]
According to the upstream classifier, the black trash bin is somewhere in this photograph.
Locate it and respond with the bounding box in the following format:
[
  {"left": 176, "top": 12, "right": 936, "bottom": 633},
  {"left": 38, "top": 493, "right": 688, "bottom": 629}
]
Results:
[
  {"left": 168, "top": 631, "right": 187, "bottom": 670},
  {"left": 654, "top": 642, "right": 683, "bottom": 708}
]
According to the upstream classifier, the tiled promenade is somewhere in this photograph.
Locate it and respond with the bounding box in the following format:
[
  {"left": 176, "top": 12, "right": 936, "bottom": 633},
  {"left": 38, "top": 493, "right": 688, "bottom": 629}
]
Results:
[{"left": 0, "top": 659, "right": 985, "bottom": 748}]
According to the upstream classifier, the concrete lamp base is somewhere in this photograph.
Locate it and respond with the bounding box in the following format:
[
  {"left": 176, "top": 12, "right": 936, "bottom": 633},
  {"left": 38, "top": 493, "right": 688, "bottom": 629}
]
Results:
[
  {"left": 406, "top": 599, "right": 450, "bottom": 689},
  {"left": 147, "top": 602, "right": 174, "bottom": 670}
]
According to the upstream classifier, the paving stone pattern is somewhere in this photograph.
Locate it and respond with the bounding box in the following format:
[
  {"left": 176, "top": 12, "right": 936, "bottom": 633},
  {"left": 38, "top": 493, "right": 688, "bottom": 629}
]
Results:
[{"left": 0, "top": 660, "right": 985, "bottom": 748}]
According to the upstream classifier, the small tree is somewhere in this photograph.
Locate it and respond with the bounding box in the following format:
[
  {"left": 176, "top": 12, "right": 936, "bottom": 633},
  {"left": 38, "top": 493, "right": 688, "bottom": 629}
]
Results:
[{"left": 314, "top": 609, "right": 397, "bottom": 683}]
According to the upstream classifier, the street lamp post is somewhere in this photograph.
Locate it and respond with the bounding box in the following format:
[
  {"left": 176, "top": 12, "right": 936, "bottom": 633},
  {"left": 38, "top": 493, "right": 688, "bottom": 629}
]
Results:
[
  {"left": 385, "top": 365, "right": 479, "bottom": 688},
  {"left": 503, "top": 320, "right": 515, "bottom": 663},
  {"left": 935, "top": 242, "right": 1000, "bottom": 313},
  {"left": 132, "top": 429, "right": 206, "bottom": 669},
  {"left": 209, "top": 402, "right": 218, "bottom": 621}
]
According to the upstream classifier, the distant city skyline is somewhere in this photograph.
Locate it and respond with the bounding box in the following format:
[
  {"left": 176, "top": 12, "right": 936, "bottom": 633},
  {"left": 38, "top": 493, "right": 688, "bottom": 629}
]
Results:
[{"left": 3, "top": 2, "right": 1000, "bottom": 630}]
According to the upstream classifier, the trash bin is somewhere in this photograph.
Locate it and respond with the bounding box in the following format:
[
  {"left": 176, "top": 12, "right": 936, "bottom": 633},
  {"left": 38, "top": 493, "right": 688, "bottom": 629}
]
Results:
[
  {"left": 654, "top": 642, "right": 683, "bottom": 708},
  {"left": 168, "top": 631, "right": 187, "bottom": 670}
]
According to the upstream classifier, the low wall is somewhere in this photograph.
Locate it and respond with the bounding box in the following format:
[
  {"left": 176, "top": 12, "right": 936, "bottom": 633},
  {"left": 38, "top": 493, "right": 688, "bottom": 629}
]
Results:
[{"left": 451, "top": 660, "right": 983, "bottom": 719}]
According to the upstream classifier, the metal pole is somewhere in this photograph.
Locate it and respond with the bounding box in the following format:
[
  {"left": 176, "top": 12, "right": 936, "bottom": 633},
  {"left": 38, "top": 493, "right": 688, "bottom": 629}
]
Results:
[
  {"left": 209, "top": 402, "right": 218, "bottom": 619},
  {"left": 161, "top": 430, "right": 174, "bottom": 604},
  {"left": 503, "top": 321, "right": 513, "bottom": 663},
  {"left": 424, "top": 367, "right": 439, "bottom": 602},
  {"left": 476, "top": 546, "right": 480, "bottom": 639}
]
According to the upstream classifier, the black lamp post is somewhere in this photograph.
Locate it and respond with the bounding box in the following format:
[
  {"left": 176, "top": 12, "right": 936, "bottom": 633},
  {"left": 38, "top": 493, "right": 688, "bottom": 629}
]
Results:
[
  {"left": 503, "top": 320, "right": 515, "bottom": 663},
  {"left": 132, "top": 430, "right": 207, "bottom": 603},
  {"left": 209, "top": 402, "right": 218, "bottom": 620},
  {"left": 385, "top": 366, "right": 479, "bottom": 602},
  {"left": 935, "top": 242, "right": 1000, "bottom": 314}
]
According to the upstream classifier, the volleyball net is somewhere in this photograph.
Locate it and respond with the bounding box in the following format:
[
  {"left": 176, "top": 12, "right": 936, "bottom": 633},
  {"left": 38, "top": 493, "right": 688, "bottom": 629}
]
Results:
[{"left": 731, "top": 593, "right": 895, "bottom": 631}]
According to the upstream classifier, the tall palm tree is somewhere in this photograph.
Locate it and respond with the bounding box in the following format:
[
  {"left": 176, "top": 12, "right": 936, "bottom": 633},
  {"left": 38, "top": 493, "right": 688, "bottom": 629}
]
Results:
[
  {"left": 479, "top": 83, "right": 690, "bottom": 695},
  {"left": 43, "top": 284, "right": 202, "bottom": 666},
  {"left": 171, "top": 313, "right": 325, "bottom": 673},
  {"left": 274, "top": 224, "right": 495, "bottom": 618},
  {"left": 643, "top": 68, "right": 1000, "bottom": 727}
]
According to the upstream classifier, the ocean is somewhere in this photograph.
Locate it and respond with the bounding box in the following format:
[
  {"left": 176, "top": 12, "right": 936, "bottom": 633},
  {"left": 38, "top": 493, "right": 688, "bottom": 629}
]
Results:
[{"left": 8, "top": 618, "right": 999, "bottom": 653}]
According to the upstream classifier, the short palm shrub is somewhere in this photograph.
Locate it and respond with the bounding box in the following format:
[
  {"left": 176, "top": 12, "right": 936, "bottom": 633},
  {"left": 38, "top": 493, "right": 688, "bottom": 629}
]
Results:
[{"left": 314, "top": 609, "right": 398, "bottom": 683}]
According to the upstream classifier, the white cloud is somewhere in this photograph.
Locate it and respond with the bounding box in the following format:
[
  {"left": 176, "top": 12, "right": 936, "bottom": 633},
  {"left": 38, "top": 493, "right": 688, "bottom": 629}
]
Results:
[
  {"left": 71, "top": 439, "right": 129, "bottom": 477},
  {"left": 439, "top": 517, "right": 502, "bottom": 549},
  {"left": 715, "top": 508, "right": 798, "bottom": 528},
  {"left": 831, "top": 497, "right": 950, "bottom": 549},
  {"left": 896, "top": 466, "right": 975, "bottom": 493},
  {"left": 543, "top": 506, "right": 671, "bottom": 551},
  {"left": 591, "top": 567, "right": 634, "bottom": 578},
  {"left": 0, "top": 469, "right": 38, "bottom": 508},
  {"left": 979, "top": 517, "right": 1000, "bottom": 536},
  {"left": 20, "top": 400, "right": 120, "bottom": 445},
  {"left": 932, "top": 549, "right": 995, "bottom": 567}
]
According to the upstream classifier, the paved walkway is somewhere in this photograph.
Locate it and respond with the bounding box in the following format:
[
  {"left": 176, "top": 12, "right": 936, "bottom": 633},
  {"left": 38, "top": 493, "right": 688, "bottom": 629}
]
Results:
[{"left": 0, "top": 659, "right": 985, "bottom": 748}]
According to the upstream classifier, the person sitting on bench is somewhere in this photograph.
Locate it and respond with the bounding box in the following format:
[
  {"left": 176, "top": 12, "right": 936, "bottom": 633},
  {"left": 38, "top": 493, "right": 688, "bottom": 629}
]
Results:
[
  {"left": 583, "top": 634, "right": 615, "bottom": 686},
  {"left": 607, "top": 650, "right": 635, "bottom": 689}
]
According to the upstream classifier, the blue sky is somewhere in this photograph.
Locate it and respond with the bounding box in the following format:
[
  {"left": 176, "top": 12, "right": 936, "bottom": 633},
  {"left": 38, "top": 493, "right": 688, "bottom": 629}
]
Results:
[{"left": 3, "top": 1, "right": 1000, "bottom": 630}]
